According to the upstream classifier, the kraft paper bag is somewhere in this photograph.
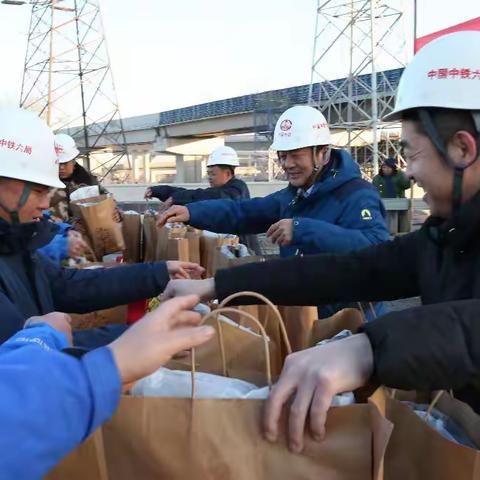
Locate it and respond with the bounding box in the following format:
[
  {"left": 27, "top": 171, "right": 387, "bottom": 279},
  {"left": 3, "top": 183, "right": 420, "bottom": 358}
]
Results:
[
  {"left": 122, "top": 212, "right": 141, "bottom": 263},
  {"left": 166, "top": 237, "right": 190, "bottom": 262},
  {"left": 309, "top": 308, "right": 365, "bottom": 347},
  {"left": 70, "top": 305, "right": 127, "bottom": 330},
  {"left": 100, "top": 389, "right": 392, "bottom": 480},
  {"left": 371, "top": 390, "right": 480, "bottom": 480},
  {"left": 73, "top": 195, "right": 125, "bottom": 259},
  {"left": 46, "top": 430, "right": 108, "bottom": 480},
  {"left": 142, "top": 211, "right": 157, "bottom": 263},
  {"left": 200, "top": 234, "right": 239, "bottom": 278}
]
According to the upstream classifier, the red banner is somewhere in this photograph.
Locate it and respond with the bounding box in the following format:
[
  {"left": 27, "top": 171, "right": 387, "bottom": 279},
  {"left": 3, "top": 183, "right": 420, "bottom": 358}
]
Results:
[{"left": 415, "top": 16, "right": 480, "bottom": 53}]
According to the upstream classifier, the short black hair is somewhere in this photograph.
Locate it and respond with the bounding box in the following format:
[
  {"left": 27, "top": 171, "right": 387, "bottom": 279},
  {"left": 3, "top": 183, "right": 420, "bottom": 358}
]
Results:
[
  {"left": 402, "top": 108, "right": 478, "bottom": 146},
  {"left": 215, "top": 164, "right": 235, "bottom": 175}
]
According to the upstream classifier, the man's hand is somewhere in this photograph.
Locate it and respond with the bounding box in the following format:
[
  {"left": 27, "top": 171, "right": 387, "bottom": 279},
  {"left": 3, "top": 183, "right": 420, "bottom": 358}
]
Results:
[
  {"left": 157, "top": 197, "right": 174, "bottom": 214},
  {"left": 266, "top": 219, "right": 293, "bottom": 246},
  {"left": 68, "top": 230, "right": 88, "bottom": 259},
  {"left": 25, "top": 312, "right": 73, "bottom": 346},
  {"left": 108, "top": 295, "right": 215, "bottom": 384},
  {"left": 163, "top": 278, "right": 216, "bottom": 302},
  {"left": 166, "top": 261, "right": 205, "bottom": 280},
  {"left": 157, "top": 205, "right": 190, "bottom": 228},
  {"left": 264, "top": 334, "right": 374, "bottom": 453}
]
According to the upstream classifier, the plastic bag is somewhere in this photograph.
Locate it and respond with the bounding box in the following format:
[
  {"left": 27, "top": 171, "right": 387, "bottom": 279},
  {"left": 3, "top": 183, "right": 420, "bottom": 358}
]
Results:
[
  {"left": 406, "top": 402, "right": 477, "bottom": 448},
  {"left": 131, "top": 368, "right": 259, "bottom": 399},
  {"left": 132, "top": 368, "right": 356, "bottom": 405},
  {"left": 220, "top": 244, "right": 250, "bottom": 258},
  {"left": 70, "top": 185, "right": 100, "bottom": 201}
]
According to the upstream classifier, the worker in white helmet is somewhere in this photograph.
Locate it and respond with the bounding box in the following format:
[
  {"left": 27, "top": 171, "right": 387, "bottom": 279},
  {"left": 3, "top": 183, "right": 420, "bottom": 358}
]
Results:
[
  {"left": 146, "top": 145, "right": 260, "bottom": 252},
  {"left": 159, "top": 105, "right": 389, "bottom": 318},
  {"left": 145, "top": 145, "right": 250, "bottom": 203},
  {"left": 0, "top": 108, "right": 213, "bottom": 476},
  {"left": 0, "top": 108, "right": 204, "bottom": 348},
  {"left": 165, "top": 31, "right": 480, "bottom": 451},
  {"left": 49, "top": 133, "right": 120, "bottom": 224}
]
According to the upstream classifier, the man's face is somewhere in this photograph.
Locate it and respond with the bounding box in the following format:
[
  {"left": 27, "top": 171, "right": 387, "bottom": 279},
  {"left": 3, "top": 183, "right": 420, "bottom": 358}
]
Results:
[
  {"left": 278, "top": 147, "right": 326, "bottom": 188},
  {"left": 0, "top": 178, "right": 51, "bottom": 223},
  {"left": 59, "top": 160, "right": 75, "bottom": 180},
  {"left": 207, "top": 166, "right": 231, "bottom": 187},
  {"left": 402, "top": 120, "right": 454, "bottom": 217},
  {"left": 381, "top": 165, "right": 394, "bottom": 176}
]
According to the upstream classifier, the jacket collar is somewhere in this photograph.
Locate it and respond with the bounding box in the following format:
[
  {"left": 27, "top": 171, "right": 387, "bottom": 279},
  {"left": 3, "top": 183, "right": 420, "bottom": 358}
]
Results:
[
  {"left": 424, "top": 191, "right": 480, "bottom": 251},
  {"left": 0, "top": 218, "right": 59, "bottom": 254},
  {"left": 288, "top": 148, "right": 361, "bottom": 200}
]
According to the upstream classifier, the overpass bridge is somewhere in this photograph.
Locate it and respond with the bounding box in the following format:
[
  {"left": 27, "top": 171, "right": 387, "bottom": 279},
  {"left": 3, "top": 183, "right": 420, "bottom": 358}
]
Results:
[{"left": 65, "top": 68, "right": 403, "bottom": 151}]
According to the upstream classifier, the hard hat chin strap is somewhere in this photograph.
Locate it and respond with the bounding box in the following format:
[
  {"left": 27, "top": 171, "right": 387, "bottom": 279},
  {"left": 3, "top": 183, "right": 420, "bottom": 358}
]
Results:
[
  {"left": 418, "top": 109, "right": 478, "bottom": 216},
  {"left": 0, "top": 183, "right": 32, "bottom": 224},
  {"left": 309, "top": 145, "right": 331, "bottom": 186}
]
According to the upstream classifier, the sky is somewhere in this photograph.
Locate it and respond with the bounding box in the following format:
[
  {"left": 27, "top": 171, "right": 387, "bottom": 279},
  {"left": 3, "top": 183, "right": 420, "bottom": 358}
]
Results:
[{"left": 0, "top": 0, "right": 478, "bottom": 118}]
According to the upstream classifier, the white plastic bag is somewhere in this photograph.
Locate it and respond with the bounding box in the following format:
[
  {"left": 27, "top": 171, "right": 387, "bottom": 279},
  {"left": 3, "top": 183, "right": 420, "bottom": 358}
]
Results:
[
  {"left": 70, "top": 185, "right": 100, "bottom": 201},
  {"left": 132, "top": 368, "right": 259, "bottom": 399},
  {"left": 132, "top": 368, "right": 356, "bottom": 405}
]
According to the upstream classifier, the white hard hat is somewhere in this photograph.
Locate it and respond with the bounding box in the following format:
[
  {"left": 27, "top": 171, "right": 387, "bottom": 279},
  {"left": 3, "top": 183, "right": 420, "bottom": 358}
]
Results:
[
  {"left": 0, "top": 108, "right": 64, "bottom": 189},
  {"left": 271, "top": 105, "right": 331, "bottom": 151},
  {"left": 207, "top": 146, "right": 240, "bottom": 167},
  {"left": 384, "top": 31, "right": 480, "bottom": 122},
  {"left": 54, "top": 133, "right": 80, "bottom": 164}
]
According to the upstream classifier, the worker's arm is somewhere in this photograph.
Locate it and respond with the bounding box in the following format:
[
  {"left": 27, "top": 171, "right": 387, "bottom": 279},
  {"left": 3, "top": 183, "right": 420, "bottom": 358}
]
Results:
[
  {"left": 214, "top": 231, "right": 420, "bottom": 305},
  {"left": 150, "top": 183, "right": 245, "bottom": 205},
  {"left": 292, "top": 189, "right": 389, "bottom": 254},
  {"left": 41, "top": 255, "right": 170, "bottom": 313},
  {"left": 0, "top": 324, "right": 121, "bottom": 479},
  {"left": 186, "top": 193, "right": 283, "bottom": 234},
  {"left": 263, "top": 297, "right": 480, "bottom": 453},
  {"left": 363, "top": 298, "right": 480, "bottom": 390}
]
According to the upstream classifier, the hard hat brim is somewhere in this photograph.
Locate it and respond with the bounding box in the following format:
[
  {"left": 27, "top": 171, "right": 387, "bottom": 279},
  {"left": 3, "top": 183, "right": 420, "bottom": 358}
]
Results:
[{"left": 0, "top": 172, "right": 65, "bottom": 189}]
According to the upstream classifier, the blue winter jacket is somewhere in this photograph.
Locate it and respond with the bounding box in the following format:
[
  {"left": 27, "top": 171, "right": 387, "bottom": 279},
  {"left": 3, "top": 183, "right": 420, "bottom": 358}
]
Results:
[
  {"left": 187, "top": 149, "right": 390, "bottom": 318},
  {"left": 37, "top": 219, "right": 71, "bottom": 264},
  {"left": 0, "top": 323, "right": 121, "bottom": 479},
  {"left": 0, "top": 218, "right": 170, "bottom": 348},
  {"left": 188, "top": 149, "right": 389, "bottom": 256}
]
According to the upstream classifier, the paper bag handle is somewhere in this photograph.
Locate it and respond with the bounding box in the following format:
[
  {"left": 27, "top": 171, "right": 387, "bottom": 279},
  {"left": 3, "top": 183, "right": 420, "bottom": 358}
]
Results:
[
  {"left": 190, "top": 307, "right": 272, "bottom": 398},
  {"left": 218, "top": 291, "right": 292, "bottom": 355},
  {"left": 390, "top": 388, "right": 445, "bottom": 423}
]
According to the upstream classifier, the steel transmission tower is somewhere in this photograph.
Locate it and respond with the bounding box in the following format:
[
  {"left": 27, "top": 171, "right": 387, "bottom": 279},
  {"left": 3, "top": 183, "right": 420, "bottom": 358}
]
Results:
[
  {"left": 308, "top": 0, "right": 407, "bottom": 174},
  {"left": 20, "top": 0, "right": 130, "bottom": 179}
]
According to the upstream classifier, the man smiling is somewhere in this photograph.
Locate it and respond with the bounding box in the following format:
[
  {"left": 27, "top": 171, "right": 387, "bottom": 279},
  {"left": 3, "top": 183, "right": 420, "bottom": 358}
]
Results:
[{"left": 159, "top": 105, "right": 389, "bottom": 318}]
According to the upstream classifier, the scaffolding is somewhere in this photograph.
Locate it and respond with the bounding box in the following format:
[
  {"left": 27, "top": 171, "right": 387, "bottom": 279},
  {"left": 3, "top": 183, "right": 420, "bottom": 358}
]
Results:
[
  {"left": 252, "top": 92, "right": 289, "bottom": 181},
  {"left": 19, "top": 0, "right": 130, "bottom": 179},
  {"left": 308, "top": 0, "right": 407, "bottom": 175}
]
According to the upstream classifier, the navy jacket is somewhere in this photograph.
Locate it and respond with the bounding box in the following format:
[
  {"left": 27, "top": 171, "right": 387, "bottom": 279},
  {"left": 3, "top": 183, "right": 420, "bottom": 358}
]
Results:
[
  {"left": 150, "top": 177, "right": 250, "bottom": 204},
  {"left": 0, "top": 323, "right": 120, "bottom": 478},
  {"left": 187, "top": 149, "right": 389, "bottom": 257},
  {"left": 186, "top": 149, "right": 389, "bottom": 318},
  {"left": 0, "top": 218, "right": 170, "bottom": 347}
]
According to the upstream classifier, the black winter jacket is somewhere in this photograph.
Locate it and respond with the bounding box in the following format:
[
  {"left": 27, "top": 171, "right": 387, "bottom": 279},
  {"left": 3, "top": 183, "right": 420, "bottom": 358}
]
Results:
[
  {"left": 150, "top": 177, "right": 250, "bottom": 204},
  {"left": 0, "top": 218, "right": 170, "bottom": 347},
  {"left": 215, "top": 191, "right": 480, "bottom": 411}
]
